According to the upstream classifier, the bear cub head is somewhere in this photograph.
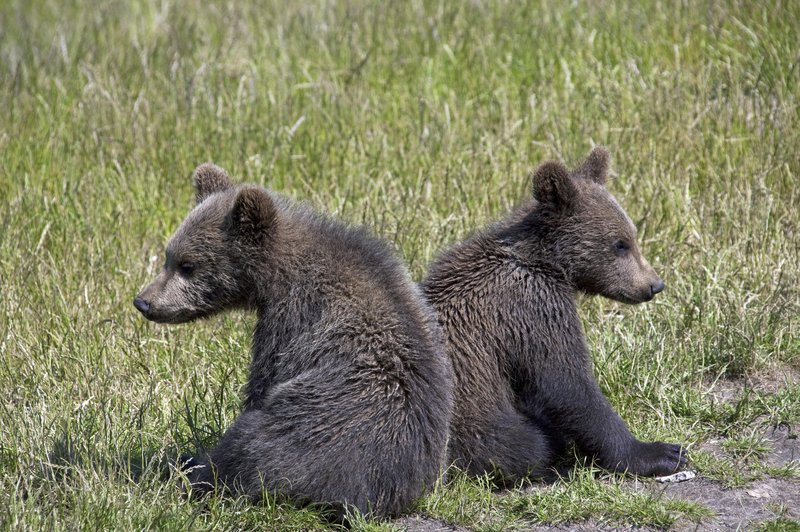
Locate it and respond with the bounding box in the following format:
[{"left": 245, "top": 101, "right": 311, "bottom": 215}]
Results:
[
  {"left": 134, "top": 163, "right": 275, "bottom": 323},
  {"left": 528, "top": 147, "right": 664, "bottom": 304}
]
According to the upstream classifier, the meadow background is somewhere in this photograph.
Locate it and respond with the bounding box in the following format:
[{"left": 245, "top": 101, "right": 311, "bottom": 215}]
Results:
[{"left": 1, "top": 0, "right": 798, "bottom": 529}]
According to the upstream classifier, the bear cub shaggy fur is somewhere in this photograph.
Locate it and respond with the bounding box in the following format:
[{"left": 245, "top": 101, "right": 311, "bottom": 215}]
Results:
[
  {"left": 422, "top": 147, "right": 686, "bottom": 480},
  {"left": 134, "top": 164, "right": 453, "bottom": 519}
]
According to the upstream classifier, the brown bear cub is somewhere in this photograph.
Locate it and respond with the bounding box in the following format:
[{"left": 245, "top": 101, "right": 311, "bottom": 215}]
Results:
[
  {"left": 134, "top": 164, "right": 453, "bottom": 520},
  {"left": 422, "top": 147, "right": 686, "bottom": 481}
]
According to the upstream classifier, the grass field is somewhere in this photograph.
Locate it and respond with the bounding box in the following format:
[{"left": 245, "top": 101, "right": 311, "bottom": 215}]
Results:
[{"left": 1, "top": 0, "right": 799, "bottom": 529}]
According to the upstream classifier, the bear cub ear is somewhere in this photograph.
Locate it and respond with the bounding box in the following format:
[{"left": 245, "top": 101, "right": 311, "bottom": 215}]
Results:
[
  {"left": 193, "top": 163, "right": 233, "bottom": 204},
  {"left": 229, "top": 186, "right": 277, "bottom": 242},
  {"left": 532, "top": 160, "right": 577, "bottom": 209},
  {"left": 573, "top": 146, "right": 610, "bottom": 185}
]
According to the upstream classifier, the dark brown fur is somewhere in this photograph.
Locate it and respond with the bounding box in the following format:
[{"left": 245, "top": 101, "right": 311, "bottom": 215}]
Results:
[
  {"left": 134, "top": 164, "right": 453, "bottom": 520},
  {"left": 422, "top": 147, "right": 685, "bottom": 480}
]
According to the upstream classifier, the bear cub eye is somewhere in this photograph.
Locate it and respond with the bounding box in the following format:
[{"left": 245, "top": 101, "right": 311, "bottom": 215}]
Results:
[
  {"left": 613, "top": 240, "right": 630, "bottom": 256},
  {"left": 178, "top": 262, "right": 196, "bottom": 276}
]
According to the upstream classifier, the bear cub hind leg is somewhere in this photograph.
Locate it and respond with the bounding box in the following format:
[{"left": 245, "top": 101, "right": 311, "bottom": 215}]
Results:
[{"left": 449, "top": 404, "right": 554, "bottom": 482}]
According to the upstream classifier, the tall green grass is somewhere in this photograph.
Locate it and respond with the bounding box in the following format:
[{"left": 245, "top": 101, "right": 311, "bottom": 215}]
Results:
[{"left": 1, "top": 0, "right": 798, "bottom": 529}]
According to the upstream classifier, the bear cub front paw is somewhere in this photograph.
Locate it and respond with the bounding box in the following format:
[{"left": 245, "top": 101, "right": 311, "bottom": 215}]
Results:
[{"left": 626, "top": 440, "right": 687, "bottom": 477}]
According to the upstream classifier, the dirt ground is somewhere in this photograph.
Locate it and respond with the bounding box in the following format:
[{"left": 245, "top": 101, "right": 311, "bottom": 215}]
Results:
[
  {"left": 393, "top": 416, "right": 799, "bottom": 531},
  {"left": 651, "top": 424, "right": 799, "bottom": 531}
]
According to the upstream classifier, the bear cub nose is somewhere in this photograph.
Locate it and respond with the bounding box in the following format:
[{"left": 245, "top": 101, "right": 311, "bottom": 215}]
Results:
[
  {"left": 133, "top": 297, "right": 151, "bottom": 314},
  {"left": 650, "top": 279, "right": 665, "bottom": 296}
]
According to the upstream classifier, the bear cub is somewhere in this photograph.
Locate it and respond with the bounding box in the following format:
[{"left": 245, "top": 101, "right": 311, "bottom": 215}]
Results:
[
  {"left": 422, "top": 147, "right": 685, "bottom": 480},
  {"left": 134, "top": 164, "right": 453, "bottom": 519}
]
